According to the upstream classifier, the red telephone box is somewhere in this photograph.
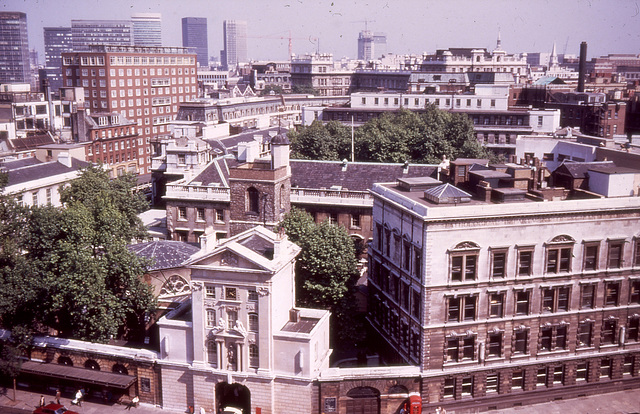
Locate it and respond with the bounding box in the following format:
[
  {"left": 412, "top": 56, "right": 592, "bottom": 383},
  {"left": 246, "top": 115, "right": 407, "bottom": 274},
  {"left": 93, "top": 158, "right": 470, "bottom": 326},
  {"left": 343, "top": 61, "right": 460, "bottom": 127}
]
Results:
[{"left": 409, "top": 392, "right": 422, "bottom": 414}]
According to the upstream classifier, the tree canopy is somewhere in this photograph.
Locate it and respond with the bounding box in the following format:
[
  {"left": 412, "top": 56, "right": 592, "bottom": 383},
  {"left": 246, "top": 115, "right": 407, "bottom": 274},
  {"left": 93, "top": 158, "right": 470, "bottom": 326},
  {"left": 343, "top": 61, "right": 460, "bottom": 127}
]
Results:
[
  {"left": 0, "top": 165, "right": 156, "bottom": 344},
  {"left": 279, "top": 208, "right": 363, "bottom": 345},
  {"left": 290, "top": 106, "right": 491, "bottom": 163}
]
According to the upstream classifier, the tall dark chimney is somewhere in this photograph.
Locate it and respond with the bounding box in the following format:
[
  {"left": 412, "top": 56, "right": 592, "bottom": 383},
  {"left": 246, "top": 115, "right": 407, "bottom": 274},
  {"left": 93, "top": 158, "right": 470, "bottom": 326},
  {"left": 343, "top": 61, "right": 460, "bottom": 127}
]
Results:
[{"left": 578, "top": 41, "right": 587, "bottom": 92}]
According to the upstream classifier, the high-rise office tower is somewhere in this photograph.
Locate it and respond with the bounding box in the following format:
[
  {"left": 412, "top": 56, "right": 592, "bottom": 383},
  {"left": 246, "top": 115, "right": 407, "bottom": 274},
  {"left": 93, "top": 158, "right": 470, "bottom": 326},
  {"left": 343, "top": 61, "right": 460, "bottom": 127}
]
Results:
[
  {"left": 132, "top": 13, "right": 162, "bottom": 47},
  {"left": 71, "top": 19, "right": 132, "bottom": 50},
  {"left": 0, "top": 12, "right": 31, "bottom": 84},
  {"left": 181, "top": 17, "right": 208, "bottom": 68},
  {"left": 357, "top": 30, "right": 387, "bottom": 60},
  {"left": 43, "top": 27, "right": 73, "bottom": 92},
  {"left": 222, "top": 20, "right": 247, "bottom": 71}
]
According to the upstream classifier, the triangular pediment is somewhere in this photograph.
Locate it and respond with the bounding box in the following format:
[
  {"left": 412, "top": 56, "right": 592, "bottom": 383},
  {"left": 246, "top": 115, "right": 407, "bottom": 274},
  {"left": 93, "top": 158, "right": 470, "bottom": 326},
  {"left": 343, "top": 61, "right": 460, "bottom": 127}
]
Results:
[{"left": 189, "top": 247, "right": 264, "bottom": 271}]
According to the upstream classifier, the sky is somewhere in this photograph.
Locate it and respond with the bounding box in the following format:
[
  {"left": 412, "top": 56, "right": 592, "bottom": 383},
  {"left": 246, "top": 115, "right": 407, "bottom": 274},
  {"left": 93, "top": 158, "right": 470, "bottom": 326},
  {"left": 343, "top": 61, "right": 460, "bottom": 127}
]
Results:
[{"left": 3, "top": 0, "right": 640, "bottom": 63}]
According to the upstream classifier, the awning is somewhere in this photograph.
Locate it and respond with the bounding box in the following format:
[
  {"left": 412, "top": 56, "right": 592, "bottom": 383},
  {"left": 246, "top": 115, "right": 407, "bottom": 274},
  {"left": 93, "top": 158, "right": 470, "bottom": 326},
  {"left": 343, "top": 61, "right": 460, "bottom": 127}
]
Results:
[{"left": 20, "top": 361, "right": 136, "bottom": 389}]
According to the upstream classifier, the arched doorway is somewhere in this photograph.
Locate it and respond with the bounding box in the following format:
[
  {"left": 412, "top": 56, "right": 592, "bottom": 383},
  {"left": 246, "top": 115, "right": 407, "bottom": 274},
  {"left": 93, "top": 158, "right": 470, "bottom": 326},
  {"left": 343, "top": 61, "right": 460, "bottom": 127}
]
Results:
[
  {"left": 216, "top": 382, "right": 250, "bottom": 414},
  {"left": 346, "top": 386, "right": 380, "bottom": 414}
]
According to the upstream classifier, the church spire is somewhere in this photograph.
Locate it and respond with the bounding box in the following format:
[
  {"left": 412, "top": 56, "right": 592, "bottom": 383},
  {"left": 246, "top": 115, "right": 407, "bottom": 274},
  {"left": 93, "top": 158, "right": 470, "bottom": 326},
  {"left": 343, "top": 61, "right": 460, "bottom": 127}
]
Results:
[{"left": 550, "top": 41, "right": 558, "bottom": 67}]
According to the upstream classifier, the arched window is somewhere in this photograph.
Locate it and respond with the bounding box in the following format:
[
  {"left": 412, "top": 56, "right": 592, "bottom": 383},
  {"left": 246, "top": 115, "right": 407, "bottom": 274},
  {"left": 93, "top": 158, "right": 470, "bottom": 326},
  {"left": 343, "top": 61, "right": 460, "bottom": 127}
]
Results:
[
  {"left": 449, "top": 241, "right": 481, "bottom": 282},
  {"left": 112, "top": 364, "right": 128, "bottom": 375},
  {"left": 84, "top": 359, "right": 100, "bottom": 371},
  {"left": 58, "top": 356, "right": 73, "bottom": 366},
  {"left": 247, "top": 187, "right": 260, "bottom": 214}
]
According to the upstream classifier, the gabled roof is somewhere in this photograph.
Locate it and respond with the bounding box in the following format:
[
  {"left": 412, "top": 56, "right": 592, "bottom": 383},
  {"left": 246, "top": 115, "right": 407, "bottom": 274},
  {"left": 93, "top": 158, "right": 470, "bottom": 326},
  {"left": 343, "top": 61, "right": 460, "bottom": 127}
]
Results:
[
  {"left": 128, "top": 240, "right": 200, "bottom": 271},
  {"left": 533, "top": 76, "right": 566, "bottom": 86},
  {"left": 553, "top": 161, "right": 614, "bottom": 178}
]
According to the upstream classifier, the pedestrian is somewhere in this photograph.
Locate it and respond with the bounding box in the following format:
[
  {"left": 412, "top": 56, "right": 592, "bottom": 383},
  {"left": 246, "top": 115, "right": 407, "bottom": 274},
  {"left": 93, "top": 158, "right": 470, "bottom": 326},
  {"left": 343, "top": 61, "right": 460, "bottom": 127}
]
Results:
[
  {"left": 200, "top": 407, "right": 206, "bottom": 414},
  {"left": 125, "top": 395, "right": 139, "bottom": 410},
  {"left": 188, "top": 405, "right": 195, "bottom": 414},
  {"left": 55, "top": 389, "right": 61, "bottom": 405},
  {"left": 39, "top": 395, "right": 45, "bottom": 407},
  {"left": 71, "top": 389, "right": 83, "bottom": 407}
]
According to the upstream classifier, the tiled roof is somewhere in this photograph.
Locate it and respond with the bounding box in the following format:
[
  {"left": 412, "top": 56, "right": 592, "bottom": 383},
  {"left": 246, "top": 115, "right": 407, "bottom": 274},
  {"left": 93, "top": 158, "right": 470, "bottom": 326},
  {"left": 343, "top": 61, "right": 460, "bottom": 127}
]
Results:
[
  {"left": 10, "top": 133, "right": 56, "bottom": 151},
  {"left": 128, "top": 240, "right": 200, "bottom": 271},
  {"left": 290, "top": 160, "right": 438, "bottom": 191}
]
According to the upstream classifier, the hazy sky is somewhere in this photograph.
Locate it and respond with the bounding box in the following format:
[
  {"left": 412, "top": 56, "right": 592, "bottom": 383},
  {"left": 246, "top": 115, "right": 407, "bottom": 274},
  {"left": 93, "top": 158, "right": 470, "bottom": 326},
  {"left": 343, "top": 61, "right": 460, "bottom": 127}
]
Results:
[{"left": 4, "top": 0, "right": 640, "bottom": 62}]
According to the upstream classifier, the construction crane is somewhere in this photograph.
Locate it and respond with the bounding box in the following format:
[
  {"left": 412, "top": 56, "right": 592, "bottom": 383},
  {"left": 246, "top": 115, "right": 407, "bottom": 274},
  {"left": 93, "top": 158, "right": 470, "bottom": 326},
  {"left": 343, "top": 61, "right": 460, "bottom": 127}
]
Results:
[
  {"left": 247, "top": 30, "right": 317, "bottom": 57},
  {"left": 351, "top": 19, "right": 376, "bottom": 32}
]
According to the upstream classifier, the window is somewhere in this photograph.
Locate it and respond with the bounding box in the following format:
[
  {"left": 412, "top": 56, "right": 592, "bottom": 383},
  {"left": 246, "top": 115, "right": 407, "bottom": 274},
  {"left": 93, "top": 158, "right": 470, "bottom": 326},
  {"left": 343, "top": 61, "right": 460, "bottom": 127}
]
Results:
[
  {"left": 583, "top": 243, "right": 599, "bottom": 271},
  {"left": 447, "top": 295, "right": 476, "bottom": 322},
  {"left": 623, "top": 355, "right": 634, "bottom": 376},
  {"left": 446, "top": 335, "right": 475, "bottom": 362},
  {"left": 537, "top": 368, "right": 548, "bottom": 387},
  {"left": 578, "top": 321, "right": 594, "bottom": 347},
  {"left": 350, "top": 214, "right": 361, "bottom": 229},
  {"left": 546, "top": 245, "right": 572, "bottom": 274},
  {"left": 197, "top": 208, "right": 205, "bottom": 221},
  {"left": 581, "top": 284, "right": 596, "bottom": 309},
  {"left": 247, "top": 187, "right": 260, "bottom": 214},
  {"left": 178, "top": 206, "right": 187, "bottom": 220},
  {"left": 216, "top": 209, "right": 224, "bottom": 222},
  {"left": 225, "top": 287, "right": 237, "bottom": 300},
  {"left": 512, "top": 370, "right": 524, "bottom": 390},
  {"left": 248, "top": 290, "right": 258, "bottom": 302},
  {"left": 443, "top": 378, "right": 455, "bottom": 398},
  {"left": 413, "top": 247, "right": 422, "bottom": 277},
  {"left": 513, "top": 328, "right": 528, "bottom": 354},
  {"left": 515, "top": 290, "right": 530, "bottom": 315},
  {"left": 576, "top": 363, "right": 588, "bottom": 381},
  {"left": 403, "top": 240, "right": 411, "bottom": 271},
  {"left": 517, "top": 249, "right": 533, "bottom": 276},
  {"left": 249, "top": 313, "right": 259, "bottom": 332},
  {"left": 491, "top": 250, "right": 507, "bottom": 278},
  {"left": 538, "top": 116, "right": 543, "bottom": 127},
  {"left": 207, "top": 342, "right": 217, "bottom": 368},
  {"left": 627, "top": 316, "right": 639, "bottom": 342},
  {"left": 630, "top": 279, "right": 640, "bottom": 305},
  {"left": 540, "top": 327, "right": 553, "bottom": 351},
  {"left": 206, "top": 309, "right": 216, "bottom": 327},
  {"left": 634, "top": 239, "right": 640, "bottom": 267},
  {"left": 605, "top": 282, "right": 620, "bottom": 306},
  {"left": 600, "top": 358, "right": 612, "bottom": 378},
  {"left": 553, "top": 365, "right": 564, "bottom": 384},
  {"left": 249, "top": 344, "right": 259, "bottom": 368},
  {"left": 489, "top": 293, "right": 504, "bottom": 318},
  {"left": 227, "top": 310, "right": 238, "bottom": 329},
  {"left": 205, "top": 286, "right": 216, "bottom": 298},
  {"left": 601, "top": 319, "right": 617, "bottom": 345},
  {"left": 488, "top": 333, "right": 502, "bottom": 357},
  {"left": 461, "top": 376, "right": 473, "bottom": 396},
  {"left": 541, "top": 286, "right": 570, "bottom": 313},
  {"left": 450, "top": 242, "right": 480, "bottom": 281},
  {"left": 608, "top": 241, "right": 624, "bottom": 269},
  {"left": 329, "top": 212, "right": 338, "bottom": 225},
  {"left": 486, "top": 374, "right": 498, "bottom": 393}
]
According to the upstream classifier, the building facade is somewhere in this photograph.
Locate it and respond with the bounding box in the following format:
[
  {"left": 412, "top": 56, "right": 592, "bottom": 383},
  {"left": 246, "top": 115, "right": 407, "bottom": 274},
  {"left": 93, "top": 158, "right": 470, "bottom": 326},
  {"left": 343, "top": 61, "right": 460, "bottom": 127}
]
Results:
[
  {"left": 0, "top": 12, "right": 31, "bottom": 84},
  {"left": 62, "top": 45, "right": 198, "bottom": 174},
  {"left": 132, "top": 13, "right": 162, "bottom": 47},
  {"left": 71, "top": 19, "right": 132, "bottom": 50},
  {"left": 43, "top": 27, "right": 73, "bottom": 93},
  {"left": 182, "top": 17, "right": 208, "bottom": 68},
  {"left": 222, "top": 20, "right": 247, "bottom": 71},
  {"left": 368, "top": 160, "right": 640, "bottom": 412}
]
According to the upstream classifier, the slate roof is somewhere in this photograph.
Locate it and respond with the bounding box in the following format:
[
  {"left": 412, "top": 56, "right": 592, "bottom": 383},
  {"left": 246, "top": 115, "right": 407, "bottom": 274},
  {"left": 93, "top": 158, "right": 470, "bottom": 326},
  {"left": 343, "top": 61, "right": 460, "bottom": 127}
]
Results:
[
  {"left": 205, "top": 126, "right": 280, "bottom": 154},
  {"left": 554, "top": 161, "right": 614, "bottom": 178},
  {"left": 190, "top": 155, "right": 236, "bottom": 186},
  {"left": 5, "top": 158, "right": 90, "bottom": 187},
  {"left": 588, "top": 164, "right": 640, "bottom": 175},
  {"left": 128, "top": 240, "right": 200, "bottom": 271},
  {"left": 289, "top": 160, "right": 438, "bottom": 191}
]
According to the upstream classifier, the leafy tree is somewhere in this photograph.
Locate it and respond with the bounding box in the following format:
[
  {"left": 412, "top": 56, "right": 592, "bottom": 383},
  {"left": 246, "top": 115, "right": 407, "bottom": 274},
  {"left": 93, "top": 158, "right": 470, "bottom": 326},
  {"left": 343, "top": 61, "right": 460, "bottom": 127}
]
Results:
[
  {"left": 289, "top": 120, "right": 352, "bottom": 160},
  {"left": 261, "top": 84, "right": 284, "bottom": 96},
  {"left": 279, "top": 208, "right": 363, "bottom": 345},
  {"left": 0, "top": 166, "right": 156, "bottom": 343},
  {"left": 291, "top": 84, "right": 318, "bottom": 95}
]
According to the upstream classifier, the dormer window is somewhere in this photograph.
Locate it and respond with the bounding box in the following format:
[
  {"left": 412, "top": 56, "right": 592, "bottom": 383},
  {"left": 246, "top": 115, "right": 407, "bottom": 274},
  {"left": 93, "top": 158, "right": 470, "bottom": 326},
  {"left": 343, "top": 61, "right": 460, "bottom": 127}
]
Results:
[
  {"left": 111, "top": 115, "right": 119, "bottom": 124},
  {"left": 98, "top": 116, "right": 108, "bottom": 126}
]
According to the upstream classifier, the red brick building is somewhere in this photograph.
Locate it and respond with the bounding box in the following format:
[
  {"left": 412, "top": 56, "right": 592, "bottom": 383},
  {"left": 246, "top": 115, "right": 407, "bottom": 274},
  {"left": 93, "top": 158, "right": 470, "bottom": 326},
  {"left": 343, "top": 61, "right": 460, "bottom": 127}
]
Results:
[{"left": 62, "top": 45, "right": 198, "bottom": 175}]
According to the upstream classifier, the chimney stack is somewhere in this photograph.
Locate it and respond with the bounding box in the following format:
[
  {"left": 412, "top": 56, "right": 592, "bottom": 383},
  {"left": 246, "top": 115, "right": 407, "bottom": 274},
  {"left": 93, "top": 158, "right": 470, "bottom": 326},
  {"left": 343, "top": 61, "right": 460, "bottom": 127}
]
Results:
[{"left": 578, "top": 41, "right": 587, "bottom": 92}]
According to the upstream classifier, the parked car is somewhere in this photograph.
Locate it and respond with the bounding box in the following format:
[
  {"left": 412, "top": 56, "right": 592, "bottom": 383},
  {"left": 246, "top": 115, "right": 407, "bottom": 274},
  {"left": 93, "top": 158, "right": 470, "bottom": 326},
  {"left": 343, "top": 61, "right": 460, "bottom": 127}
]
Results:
[{"left": 33, "top": 403, "right": 79, "bottom": 414}]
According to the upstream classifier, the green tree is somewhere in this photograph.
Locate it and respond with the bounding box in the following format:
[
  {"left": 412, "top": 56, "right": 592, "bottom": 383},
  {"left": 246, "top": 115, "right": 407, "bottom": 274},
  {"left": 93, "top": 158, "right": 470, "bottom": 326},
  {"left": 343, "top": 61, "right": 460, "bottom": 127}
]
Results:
[
  {"left": 261, "top": 84, "right": 284, "bottom": 96},
  {"left": 0, "top": 166, "right": 156, "bottom": 343},
  {"left": 279, "top": 208, "right": 363, "bottom": 345},
  {"left": 289, "top": 120, "right": 352, "bottom": 160}
]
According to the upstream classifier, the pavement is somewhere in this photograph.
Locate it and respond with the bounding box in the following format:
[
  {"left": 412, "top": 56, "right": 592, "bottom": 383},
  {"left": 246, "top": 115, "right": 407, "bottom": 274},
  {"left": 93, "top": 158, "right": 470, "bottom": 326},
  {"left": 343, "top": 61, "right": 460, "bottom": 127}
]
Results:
[{"left": 1, "top": 384, "right": 639, "bottom": 413}]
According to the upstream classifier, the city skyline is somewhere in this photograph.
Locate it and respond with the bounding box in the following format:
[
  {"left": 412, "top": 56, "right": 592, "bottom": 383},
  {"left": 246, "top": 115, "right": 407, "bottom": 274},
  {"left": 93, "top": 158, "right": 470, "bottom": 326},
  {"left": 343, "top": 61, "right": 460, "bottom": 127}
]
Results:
[{"left": 3, "top": 0, "right": 639, "bottom": 64}]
